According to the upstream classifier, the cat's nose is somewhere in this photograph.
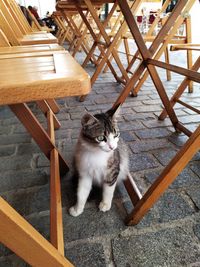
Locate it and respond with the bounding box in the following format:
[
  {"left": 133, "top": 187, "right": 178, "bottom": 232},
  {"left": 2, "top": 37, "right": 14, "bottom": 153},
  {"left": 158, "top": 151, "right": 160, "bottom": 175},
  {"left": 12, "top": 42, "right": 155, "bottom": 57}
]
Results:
[{"left": 108, "top": 144, "right": 114, "bottom": 150}]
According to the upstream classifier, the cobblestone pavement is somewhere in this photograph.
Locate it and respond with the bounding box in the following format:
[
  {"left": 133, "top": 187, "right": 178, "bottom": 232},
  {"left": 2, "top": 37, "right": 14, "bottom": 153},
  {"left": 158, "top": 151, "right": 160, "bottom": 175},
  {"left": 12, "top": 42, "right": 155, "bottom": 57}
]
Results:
[{"left": 0, "top": 46, "right": 200, "bottom": 267}]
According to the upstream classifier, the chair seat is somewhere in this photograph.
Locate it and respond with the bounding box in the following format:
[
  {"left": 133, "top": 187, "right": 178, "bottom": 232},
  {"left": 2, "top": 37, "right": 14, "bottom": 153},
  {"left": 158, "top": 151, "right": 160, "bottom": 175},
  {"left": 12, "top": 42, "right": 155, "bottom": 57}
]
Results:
[{"left": 0, "top": 50, "right": 91, "bottom": 105}]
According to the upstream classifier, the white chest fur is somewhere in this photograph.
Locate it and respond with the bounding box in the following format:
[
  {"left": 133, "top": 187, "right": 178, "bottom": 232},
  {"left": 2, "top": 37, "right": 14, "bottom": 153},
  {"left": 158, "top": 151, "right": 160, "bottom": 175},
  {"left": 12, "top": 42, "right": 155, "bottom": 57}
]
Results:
[{"left": 75, "top": 143, "right": 113, "bottom": 185}]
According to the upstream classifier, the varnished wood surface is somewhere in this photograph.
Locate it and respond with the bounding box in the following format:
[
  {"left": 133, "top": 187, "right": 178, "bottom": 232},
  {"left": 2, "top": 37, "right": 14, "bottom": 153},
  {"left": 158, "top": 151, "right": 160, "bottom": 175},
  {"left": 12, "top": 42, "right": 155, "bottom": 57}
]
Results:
[
  {"left": 0, "top": 44, "right": 64, "bottom": 54},
  {"left": 0, "top": 197, "right": 73, "bottom": 267},
  {"left": 170, "top": 44, "right": 200, "bottom": 51},
  {"left": 56, "top": 0, "right": 113, "bottom": 11},
  {"left": 19, "top": 33, "right": 57, "bottom": 45},
  {"left": 0, "top": 51, "right": 91, "bottom": 105}
]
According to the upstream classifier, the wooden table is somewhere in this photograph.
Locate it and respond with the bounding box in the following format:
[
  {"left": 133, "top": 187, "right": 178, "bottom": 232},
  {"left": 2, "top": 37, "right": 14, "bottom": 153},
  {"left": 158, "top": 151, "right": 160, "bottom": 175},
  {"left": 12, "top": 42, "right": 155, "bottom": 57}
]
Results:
[
  {"left": 111, "top": 0, "right": 200, "bottom": 226},
  {"left": 0, "top": 50, "right": 90, "bottom": 267}
]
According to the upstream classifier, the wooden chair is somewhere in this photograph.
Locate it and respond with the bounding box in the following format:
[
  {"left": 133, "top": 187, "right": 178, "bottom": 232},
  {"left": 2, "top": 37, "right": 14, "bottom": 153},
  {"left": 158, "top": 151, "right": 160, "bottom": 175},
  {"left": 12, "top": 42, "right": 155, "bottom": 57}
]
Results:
[
  {"left": 0, "top": 50, "right": 91, "bottom": 266},
  {"left": 52, "top": 11, "right": 73, "bottom": 45},
  {"left": 55, "top": 0, "right": 139, "bottom": 102},
  {"left": 0, "top": 0, "right": 57, "bottom": 45},
  {"left": 4, "top": 0, "right": 51, "bottom": 34},
  {"left": 103, "top": 0, "right": 193, "bottom": 94},
  {"left": 27, "top": 8, "right": 53, "bottom": 32},
  {"left": 159, "top": 44, "right": 200, "bottom": 121},
  {"left": 125, "top": 0, "right": 193, "bottom": 94},
  {"left": 112, "top": 0, "right": 199, "bottom": 225},
  {"left": 56, "top": 3, "right": 99, "bottom": 62},
  {"left": 0, "top": 27, "right": 64, "bottom": 113}
]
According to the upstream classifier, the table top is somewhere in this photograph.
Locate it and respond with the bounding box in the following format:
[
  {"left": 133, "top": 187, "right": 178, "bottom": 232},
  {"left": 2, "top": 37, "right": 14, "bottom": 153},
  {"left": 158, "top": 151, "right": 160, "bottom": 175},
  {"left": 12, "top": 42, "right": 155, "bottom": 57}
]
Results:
[
  {"left": 56, "top": 0, "right": 115, "bottom": 11},
  {"left": 0, "top": 51, "right": 91, "bottom": 105}
]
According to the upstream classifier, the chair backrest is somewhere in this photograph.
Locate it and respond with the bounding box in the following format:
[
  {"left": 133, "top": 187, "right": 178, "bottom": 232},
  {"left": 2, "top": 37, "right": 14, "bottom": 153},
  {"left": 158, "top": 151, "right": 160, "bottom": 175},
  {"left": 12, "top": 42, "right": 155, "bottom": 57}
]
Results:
[
  {"left": 0, "top": 28, "right": 11, "bottom": 47},
  {"left": 4, "top": 0, "right": 33, "bottom": 34},
  {"left": 0, "top": 0, "right": 23, "bottom": 39},
  {"left": 0, "top": 9, "right": 20, "bottom": 45},
  {"left": 2, "top": 0, "right": 28, "bottom": 35},
  {"left": 26, "top": 8, "right": 43, "bottom": 31}
]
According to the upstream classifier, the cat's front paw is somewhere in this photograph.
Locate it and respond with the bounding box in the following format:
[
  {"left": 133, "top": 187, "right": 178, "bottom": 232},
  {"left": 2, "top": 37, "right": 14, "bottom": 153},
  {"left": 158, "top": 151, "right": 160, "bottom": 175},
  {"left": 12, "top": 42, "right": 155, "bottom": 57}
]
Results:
[
  {"left": 69, "top": 206, "right": 83, "bottom": 217},
  {"left": 99, "top": 201, "right": 111, "bottom": 212}
]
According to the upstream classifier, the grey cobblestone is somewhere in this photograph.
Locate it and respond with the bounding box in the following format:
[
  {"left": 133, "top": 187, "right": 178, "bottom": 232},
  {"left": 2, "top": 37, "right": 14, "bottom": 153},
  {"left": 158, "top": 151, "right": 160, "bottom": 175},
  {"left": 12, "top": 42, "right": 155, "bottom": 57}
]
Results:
[
  {"left": 0, "top": 155, "right": 32, "bottom": 172},
  {"left": 129, "top": 139, "right": 172, "bottom": 153},
  {"left": 0, "top": 126, "right": 13, "bottom": 135},
  {"left": 135, "top": 127, "right": 171, "bottom": 139},
  {"left": 0, "top": 134, "right": 31, "bottom": 145},
  {"left": 65, "top": 243, "right": 107, "bottom": 267},
  {"left": 0, "top": 145, "right": 16, "bottom": 157},
  {"left": 0, "top": 169, "right": 48, "bottom": 193},
  {"left": 112, "top": 227, "right": 200, "bottom": 267},
  {"left": 129, "top": 153, "right": 160, "bottom": 172}
]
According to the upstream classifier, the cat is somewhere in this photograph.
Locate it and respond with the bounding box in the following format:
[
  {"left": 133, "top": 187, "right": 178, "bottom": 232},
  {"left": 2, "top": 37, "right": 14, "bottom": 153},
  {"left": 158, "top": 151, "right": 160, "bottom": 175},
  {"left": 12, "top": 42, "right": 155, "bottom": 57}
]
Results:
[{"left": 69, "top": 104, "right": 129, "bottom": 217}]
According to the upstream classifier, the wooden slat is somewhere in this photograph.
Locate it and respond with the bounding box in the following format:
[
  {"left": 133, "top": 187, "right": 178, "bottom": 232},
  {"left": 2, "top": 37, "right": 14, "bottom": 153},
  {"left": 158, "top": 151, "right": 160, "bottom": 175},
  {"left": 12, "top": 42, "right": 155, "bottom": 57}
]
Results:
[
  {"left": 171, "top": 44, "right": 200, "bottom": 51},
  {"left": 0, "top": 44, "right": 63, "bottom": 54},
  {"left": 147, "top": 58, "right": 200, "bottom": 83},
  {"left": 46, "top": 99, "right": 60, "bottom": 114},
  {"left": 159, "top": 56, "right": 200, "bottom": 120},
  {"left": 0, "top": 197, "right": 73, "bottom": 267},
  {"left": 37, "top": 100, "right": 61, "bottom": 130},
  {"left": 50, "top": 148, "right": 64, "bottom": 255},
  {"left": 47, "top": 110, "right": 64, "bottom": 254}
]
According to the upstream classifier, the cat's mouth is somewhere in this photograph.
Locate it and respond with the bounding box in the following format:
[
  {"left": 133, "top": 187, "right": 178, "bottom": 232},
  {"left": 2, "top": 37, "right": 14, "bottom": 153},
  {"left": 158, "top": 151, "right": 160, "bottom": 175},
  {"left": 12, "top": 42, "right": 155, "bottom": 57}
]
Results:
[{"left": 100, "top": 146, "right": 115, "bottom": 152}]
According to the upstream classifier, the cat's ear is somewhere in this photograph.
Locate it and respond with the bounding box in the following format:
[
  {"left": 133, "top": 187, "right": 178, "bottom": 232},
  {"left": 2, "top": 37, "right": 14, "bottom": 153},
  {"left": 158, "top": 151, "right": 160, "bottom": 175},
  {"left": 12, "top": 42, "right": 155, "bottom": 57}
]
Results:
[
  {"left": 81, "top": 113, "right": 98, "bottom": 127},
  {"left": 106, "top": 103, "right": 121, "bottom": 121}
]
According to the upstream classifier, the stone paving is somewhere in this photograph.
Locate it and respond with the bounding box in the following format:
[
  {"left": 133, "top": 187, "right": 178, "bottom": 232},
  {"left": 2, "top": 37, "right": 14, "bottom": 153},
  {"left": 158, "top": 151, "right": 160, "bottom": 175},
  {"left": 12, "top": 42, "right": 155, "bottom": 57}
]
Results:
[{"left": 0, "top": 45, "right": 200, "bottom": 267}]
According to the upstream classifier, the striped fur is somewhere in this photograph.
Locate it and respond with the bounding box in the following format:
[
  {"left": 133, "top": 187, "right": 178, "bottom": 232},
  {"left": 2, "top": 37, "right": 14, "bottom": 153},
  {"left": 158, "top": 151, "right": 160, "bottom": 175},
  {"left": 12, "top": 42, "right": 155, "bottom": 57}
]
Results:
[{"left": 69, "top": 106, "right": 129, "bottom": 217}]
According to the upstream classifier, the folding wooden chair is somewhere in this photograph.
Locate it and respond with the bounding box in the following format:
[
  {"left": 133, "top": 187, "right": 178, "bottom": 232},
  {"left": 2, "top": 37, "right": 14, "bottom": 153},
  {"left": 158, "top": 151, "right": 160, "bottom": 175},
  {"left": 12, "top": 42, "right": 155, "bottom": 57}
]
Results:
[
  {"left": 72, "top": 0, "right": 130, "bottom": 87},
  {"left": 112, "top": 0, "right": 199, "bottom": 225},
  {"left": 56, "top": 2, "right": 99, "bottom": 62},
  {"left": 0, "top": 27, "right": 64, "bottom": 113},
  {"left": 27, "top": 9, "right": 52, "bottom": 32},
  {"left": 159, "top": 44, "right": 200, "bottom": 121},
  {"left": 3, "top": 0, "right": 36, "bottom": 35},
  {"left": 0, "top": 0, "right": 57, "bottom": 45},
  {"left": 125, "top": 0, "right": 193, "bottom": 94},
  {"left": 52, "top": 11, "right": 73, "bottom": 45},
  {"left": 56, "top": 0, "right": 146, "bottom": 102},
  {"left": 0, "top": 50, "right": 90, "bottom": 266},
  {"left": 4, "top": 0, "right": 52, "bottom": 34},
  {"left": 103, "top": 0, "right": 193, "bottom": 94}
]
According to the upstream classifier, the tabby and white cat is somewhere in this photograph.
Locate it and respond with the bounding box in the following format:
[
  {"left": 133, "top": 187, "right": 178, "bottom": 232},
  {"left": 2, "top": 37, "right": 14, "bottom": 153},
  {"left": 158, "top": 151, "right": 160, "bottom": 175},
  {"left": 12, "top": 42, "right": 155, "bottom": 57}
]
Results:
[{"left": 69, "top": 104, "right": 129, "bottom": 217}]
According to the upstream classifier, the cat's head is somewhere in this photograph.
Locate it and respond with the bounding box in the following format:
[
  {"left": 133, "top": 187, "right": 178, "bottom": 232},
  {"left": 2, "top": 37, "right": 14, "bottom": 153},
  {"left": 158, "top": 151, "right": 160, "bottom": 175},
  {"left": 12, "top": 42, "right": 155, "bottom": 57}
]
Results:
[{"left": 80, "top": 104, "right": 120, "bottom": 152}]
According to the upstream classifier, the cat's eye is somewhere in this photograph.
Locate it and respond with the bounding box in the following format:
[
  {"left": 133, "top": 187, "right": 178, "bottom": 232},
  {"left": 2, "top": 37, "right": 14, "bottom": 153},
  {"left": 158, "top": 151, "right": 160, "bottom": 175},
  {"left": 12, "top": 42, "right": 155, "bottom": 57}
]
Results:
[{"left": 96, "top": 135, "right": 106, "bottom": 142}]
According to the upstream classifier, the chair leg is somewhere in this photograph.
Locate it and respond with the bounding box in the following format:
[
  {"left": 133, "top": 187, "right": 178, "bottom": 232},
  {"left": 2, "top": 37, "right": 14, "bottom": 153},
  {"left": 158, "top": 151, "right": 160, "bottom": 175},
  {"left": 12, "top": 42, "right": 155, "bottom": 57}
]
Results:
[
  {"left": 0, "top": 197, "right": 73, "bottom": 267},
  {"left": 9, "top": 103, "right": 69, "bottom": 175},
  {"left": 164, "top": 47, "right": 171, "bottom": 81},
  {"left": 185, "top": 16, "right": 193, "bottom": 93}
]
